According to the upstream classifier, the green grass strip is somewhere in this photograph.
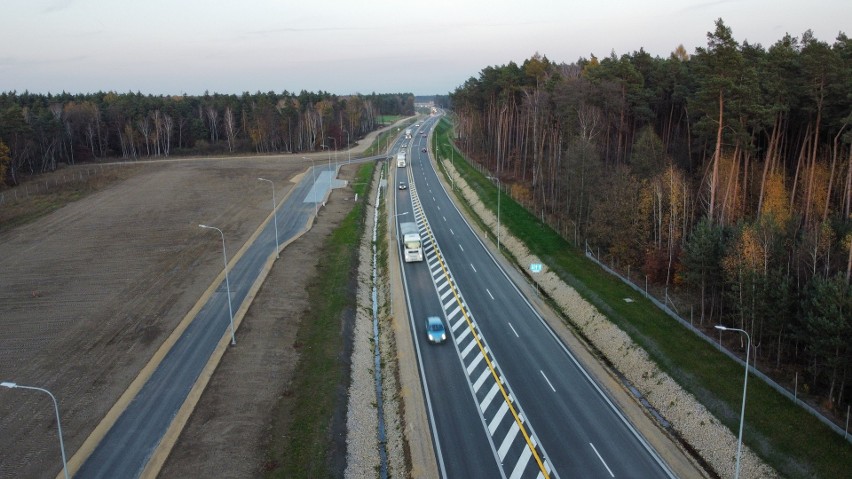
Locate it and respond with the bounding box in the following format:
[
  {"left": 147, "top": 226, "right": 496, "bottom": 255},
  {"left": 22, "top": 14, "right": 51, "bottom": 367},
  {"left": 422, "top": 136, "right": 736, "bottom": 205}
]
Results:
[
  {"left": 433, "top": 117, "right": 851, "bottom": 479},
  {"left": 264, "top": 162, "right": 374, "bottom": 479}
]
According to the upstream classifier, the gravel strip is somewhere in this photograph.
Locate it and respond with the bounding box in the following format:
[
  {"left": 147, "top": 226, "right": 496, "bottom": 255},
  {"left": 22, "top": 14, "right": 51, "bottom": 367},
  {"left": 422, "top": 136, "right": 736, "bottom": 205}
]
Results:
[
  {"left": 441, "top": 160, "right": 777, "bottom": 479},
  {"left": 345, "top": 166, "right": 408, "bottom": 478}
]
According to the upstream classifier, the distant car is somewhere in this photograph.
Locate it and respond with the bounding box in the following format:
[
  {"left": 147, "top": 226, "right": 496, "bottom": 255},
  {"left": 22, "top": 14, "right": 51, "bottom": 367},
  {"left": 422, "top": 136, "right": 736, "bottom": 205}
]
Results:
[
  {"left": 421, "top": 133, "right": 426, "bottom": 137},
  {"left": 421, "top": 147, "right": 427, "bottom": 153},
  {"left": 415, "top": 123, "right": 420, "bottom": 127},
  {"left": 425, "top": 316, "right": 446, "bottom": 343},
  {"left": 398, "top": 182, "right": 407, "bottom": 190}
]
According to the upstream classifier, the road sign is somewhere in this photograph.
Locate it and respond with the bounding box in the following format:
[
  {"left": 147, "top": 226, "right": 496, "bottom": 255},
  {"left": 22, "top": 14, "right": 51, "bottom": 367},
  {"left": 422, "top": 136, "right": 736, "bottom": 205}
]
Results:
[{"left": 530, "top": 263, "right": 542, "bottom": 273}]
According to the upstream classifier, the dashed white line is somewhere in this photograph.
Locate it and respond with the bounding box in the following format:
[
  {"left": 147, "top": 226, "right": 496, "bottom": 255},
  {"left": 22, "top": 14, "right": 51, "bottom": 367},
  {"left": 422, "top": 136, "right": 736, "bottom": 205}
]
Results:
[
  {"left": 450, "top": 228, "right": 455, "bottom": 235},
  {"left": 590, "top": 442, "right": 615, "bottom": 477},
  {"left": 486, "top": 288, "right": 494, "bottom": 300},
  {"left": 443, "top": 216, "right": 447, "bottom": 221},
  {"left": 470, "top": 263, "right": 477, "bottom": 273},
  {"left": 541, "top": 370, "right": 556, "bottom": 392},
  {"left": 459, "top": 244, "right": 464, "bottom": 252},
  {"left": 507, "top": 322, "right": 519, "bottom": 337}
]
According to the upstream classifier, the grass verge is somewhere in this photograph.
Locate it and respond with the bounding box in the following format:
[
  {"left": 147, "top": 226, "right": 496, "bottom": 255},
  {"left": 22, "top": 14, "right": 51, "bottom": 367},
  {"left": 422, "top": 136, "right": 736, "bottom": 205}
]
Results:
[
  {"left": 433, "top": 117, "right": 851, "bottom": 479},
  {"left": 263, "top": 162, "right": 375, "bottom": 479}
]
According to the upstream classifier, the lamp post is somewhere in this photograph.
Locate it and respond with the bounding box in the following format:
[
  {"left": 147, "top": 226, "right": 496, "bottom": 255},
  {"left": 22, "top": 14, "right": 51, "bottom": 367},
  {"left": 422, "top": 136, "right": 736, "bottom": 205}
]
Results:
[
  {"left": 715, "top": 325, "right": 750, "bottom": 479},
  {"left": 391, "top": 211, "right": 409, "bottom": 240},
  {"left": 1, "top": 381, "right": 69, "bottom": 479},
  {"left": 343, "top": 130, "right": 351, "bottom": 164},
  {"left": 303, "top": 157, "right": 318, "bottom": 217},
  {"left": 257, "top": 178, "right": 279, "bottom": 258},
  {"left": 199, "top": 224, "right": 236, "bottom": 346},
  {"left": 451, "top": 147, "right": 455, "bottom": 190},
  {"left": 327, "top": 137, "right": 336, "bottom": 169},
  {"left": 487, "top": 176, "right": 501, "bottom": 251}
]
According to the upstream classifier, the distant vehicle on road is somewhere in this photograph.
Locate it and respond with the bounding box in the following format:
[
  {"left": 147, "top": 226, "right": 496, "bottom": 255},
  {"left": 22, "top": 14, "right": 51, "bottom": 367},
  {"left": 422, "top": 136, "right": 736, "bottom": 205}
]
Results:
[
  {"left": 398, "top": 182, "right": 407, "bottom": 190},
  {"left": 425, "top": 316, "right": 446, "bottom": 343},
  {"left": 421, "top": 147, "right": 427, "bottom": 153},
  {"left": 396, "top": 151, "right": 407, "bottom": 168},
  {"left": 405, "top": 128, "right": 413, "bottom": 139}
]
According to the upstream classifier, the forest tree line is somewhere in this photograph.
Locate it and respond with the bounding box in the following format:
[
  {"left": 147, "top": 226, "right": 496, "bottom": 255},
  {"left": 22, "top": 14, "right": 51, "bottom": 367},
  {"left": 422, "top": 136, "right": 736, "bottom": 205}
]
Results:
[
  {"left": 450, "top": 19, "right": 852, "bottom": 412},
  {"left": 0, "top": 90, "right": 414, "bottom": 185}
]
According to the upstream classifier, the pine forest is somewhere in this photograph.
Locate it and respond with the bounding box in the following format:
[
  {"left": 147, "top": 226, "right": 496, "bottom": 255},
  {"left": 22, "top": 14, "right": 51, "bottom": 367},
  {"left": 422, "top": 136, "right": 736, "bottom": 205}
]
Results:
[{"left": 449, "top": 19, "right": 851, "bottom": 415}]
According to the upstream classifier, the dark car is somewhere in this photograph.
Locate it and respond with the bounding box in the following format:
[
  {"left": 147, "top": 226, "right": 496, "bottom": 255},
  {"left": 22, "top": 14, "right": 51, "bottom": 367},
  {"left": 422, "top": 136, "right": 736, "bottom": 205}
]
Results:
[
  {"left": 425, "top": 316, "right": 446, "bottom": 343},
  {"left": 421, "top": 147, "right": 427, "bottom": 153},
  {"left": 398, "top": 182, "right": 407, "bottom": 190}
]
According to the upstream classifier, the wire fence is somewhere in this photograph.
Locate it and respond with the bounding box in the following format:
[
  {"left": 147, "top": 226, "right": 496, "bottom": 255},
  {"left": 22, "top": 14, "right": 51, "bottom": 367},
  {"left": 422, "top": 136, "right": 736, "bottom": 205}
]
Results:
[
  {"left": 584, "top": 244, "right": 852, "bottom": 442},
  {"left": 438, "top": 145, "right": 851, "bottom": 442}
]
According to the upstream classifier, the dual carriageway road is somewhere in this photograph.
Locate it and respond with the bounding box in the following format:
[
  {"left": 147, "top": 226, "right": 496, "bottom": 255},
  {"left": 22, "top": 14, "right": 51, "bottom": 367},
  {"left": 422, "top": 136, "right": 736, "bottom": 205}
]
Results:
[
  {"left": 393, "top": 116, "right": 675, "bottom": 478},
  {"left": 69, "top": 117, "right": 682, "bottom": 478}
]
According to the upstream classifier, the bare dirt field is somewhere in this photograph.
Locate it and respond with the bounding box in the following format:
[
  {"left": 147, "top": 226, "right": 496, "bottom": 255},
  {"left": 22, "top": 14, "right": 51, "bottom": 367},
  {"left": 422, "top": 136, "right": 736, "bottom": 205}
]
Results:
[
  {"left": 0, "top": 153, "right": 342, "bottom": 478},
  {"left": 158, "top": 166, "right": 359, "bottom": 478}
]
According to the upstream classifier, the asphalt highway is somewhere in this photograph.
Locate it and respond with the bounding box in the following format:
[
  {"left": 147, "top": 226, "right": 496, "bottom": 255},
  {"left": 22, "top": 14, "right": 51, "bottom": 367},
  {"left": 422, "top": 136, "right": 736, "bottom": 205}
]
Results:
[
  {"left": 395, "top": 116, "right": 675, "bottom": 478},
  {"left": 75, "top": 159, "right": 353, "bottom": 478}
]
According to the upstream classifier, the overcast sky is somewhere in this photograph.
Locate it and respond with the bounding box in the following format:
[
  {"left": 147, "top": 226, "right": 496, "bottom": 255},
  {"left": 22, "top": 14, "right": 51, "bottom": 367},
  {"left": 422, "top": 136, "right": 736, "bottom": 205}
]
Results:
[{"left": 2, "top": 0, "right": 849, "bottom": 96}]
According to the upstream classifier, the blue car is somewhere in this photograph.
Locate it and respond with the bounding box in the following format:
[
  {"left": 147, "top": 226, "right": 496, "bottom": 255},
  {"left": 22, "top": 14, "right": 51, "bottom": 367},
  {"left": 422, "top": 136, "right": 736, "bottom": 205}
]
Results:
[{"left": 425, "top": 316, "right": 447, "bottom": 344}]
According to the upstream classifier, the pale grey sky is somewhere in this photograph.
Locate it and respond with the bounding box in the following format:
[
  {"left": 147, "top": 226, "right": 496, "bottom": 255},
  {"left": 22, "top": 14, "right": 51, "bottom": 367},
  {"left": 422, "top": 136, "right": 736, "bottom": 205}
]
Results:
[{"left": 2, "top": 0, "right": 849, "bottom": 96}]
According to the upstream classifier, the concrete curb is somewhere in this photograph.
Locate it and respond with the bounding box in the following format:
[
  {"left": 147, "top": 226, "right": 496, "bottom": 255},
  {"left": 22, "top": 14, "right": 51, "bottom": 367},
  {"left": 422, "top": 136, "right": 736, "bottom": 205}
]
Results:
[
  {"left": 60, "top": 118, "right": 411, "bottom": 478},
  {"left": 386, "top": 159, "right": 440, "bottom": 479},
  {"left": 61, "top": 170, "right": 302, "bottom": 479},
  {"left": 427, "top": 140, "right": 711, "bottom": 479}
]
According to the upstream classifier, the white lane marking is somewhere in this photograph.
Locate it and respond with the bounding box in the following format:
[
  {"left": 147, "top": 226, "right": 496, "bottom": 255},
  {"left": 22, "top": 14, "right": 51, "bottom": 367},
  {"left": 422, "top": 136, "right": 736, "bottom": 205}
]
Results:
[
  {"left": 455, "top": 326, "right": 472, "bottom": 344},
  {"left": 472, "top": 367, "right": 491, "bottom": 392},
  {"left": 459, "top": 244, "right": 464, "bottom": 252},
  {"left": 486, "top": 288, "right": 494, "bottom": 300},
  {"left": 462, "top": 336, "right": 480, "bottom": 360},
  {"left": 440, "top": 287, "right": 453, "bottom": 301},
  {"left": 450, "top": 228, "right": 454, "bottom": 235},
  {"left": 470, "top": 263, "right": 477, "bottom": 273},
  {"left": 466, "top": 350, "right": 485, "bottom": 374},
  {"left": 489, "top": 401, "right": 510, "bottom": 434},
  {"left": 507, "top": 322, "right": 519, "bottom": 338},
  {"left": 443, "top": 216, "right": 446, "bottom": 221},
  {"left": 498, "top": 421, "right": 521, "bottom": 460},
  {"left": 437, "top": 205, "right": 441, "bottom": 210},
  {"left": 480, "top": 381, "right": 501, "bottom": 411},
  {"left": 510, "top": 445, "right": 533, "bottom": 479},
  {"left": 540, "top": 370, "right": 556, "bottom": 392},
  {"left": 447, "top": 305, "right": 462, "bottom": 323},
  {"left": 590, "top": 442, "right": 615, "bottom": 477}
]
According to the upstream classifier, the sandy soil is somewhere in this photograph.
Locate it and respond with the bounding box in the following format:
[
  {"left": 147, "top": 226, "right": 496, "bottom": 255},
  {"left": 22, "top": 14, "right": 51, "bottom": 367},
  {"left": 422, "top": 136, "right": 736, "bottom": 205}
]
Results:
[{"left": 0, "top": 154, "right": 342, "bottom": 479}]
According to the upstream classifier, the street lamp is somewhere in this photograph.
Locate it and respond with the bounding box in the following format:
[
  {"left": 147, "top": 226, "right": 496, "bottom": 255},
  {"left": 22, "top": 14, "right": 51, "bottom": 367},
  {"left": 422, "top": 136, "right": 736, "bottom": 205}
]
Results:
[
  {"left": 199, "top": 224, "right": 236, "bottom": 346},
  {"left": 257, "top": 178, "right": 279, "bottom": 259},
  {"left": 487, "top": 176, "right": 501, "bottom": 251},
  {"left": 327, "top": 136, "right": 336, "bottom": 169},
  {"left": 391, "top": 211, "right": 409, "bottom": 240},
  {"left": 1, "top": 381, "right": 69, "bottom": 479},
  {"left": 450, "top": 147, "right": 455, "bottom": 190},
  {"left": 715, "top": 325, "right": 750, "bottom": 479},
  {"left": 302, "top": 157, "right": 318, "bottom": 217},
  {"left": 343, "top": 129, "right": 351, "bottom": 164}
]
